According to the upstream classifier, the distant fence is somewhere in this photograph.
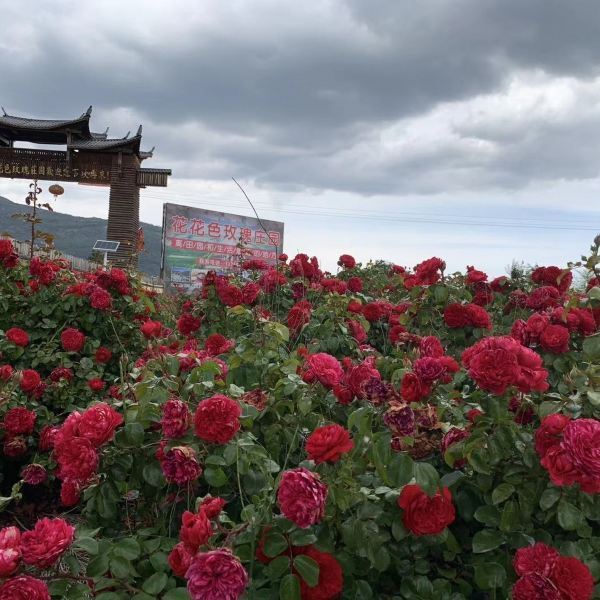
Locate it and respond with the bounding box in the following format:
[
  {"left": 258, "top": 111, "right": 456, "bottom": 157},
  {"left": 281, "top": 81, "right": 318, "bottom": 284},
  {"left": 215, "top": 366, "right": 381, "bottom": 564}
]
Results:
[{"left": 2, "top": 236, "right": 164, "bottom": 292}]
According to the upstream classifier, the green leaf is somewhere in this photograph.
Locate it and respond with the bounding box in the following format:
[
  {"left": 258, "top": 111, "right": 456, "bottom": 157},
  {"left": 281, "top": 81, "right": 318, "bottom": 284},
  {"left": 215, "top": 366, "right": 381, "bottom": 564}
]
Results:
[
  {"left": 587, "top": 390, "right": 600, "bottom": 406},
  {"left": 109, "top": 556, "right": 131, "bottom": 579},
  {"left": 413, "top": 462, "right": 439, "bottom": 495},
  {"left": 472, "top": 529, "right": 504, "bottom": 553},
  {"left": 163, "top": 589, "right": 190, "bottom": 600},
  {"left": 264, "top": 531, "right": 289, "bottom": 557},
  {"left": 86, "top": 554, "right": 109, "bottom": 577},
  {"left": 290, "top": 530, "right": 318, "bottom": 546},
  {"left": 474, "top": 563, "right": 506, "bottom": 590},
  {"left": 474, "top": 505, "right": 501, "bottom": 527},
  {"left": 492, "top": 483, "right": 515, "bottom": 505},
  {"left": 387, "top": 453, "right": 414, "bottom": 487},
  {"left": 113, "top": 538, "right": 141, "bottom": 560},
  {"left": 143, "top": 463, "right": 164, "bottom": 487},
  {"left": 293, "top": 555, "right": 320, "bottom": 587},
  {"left": 267, "top": 556, "right": 291, "bottom": 580},
  {"left": 583, "top": 334, "right": 600, "bottom": 361},
  {"left": 280, "top": 573, "right": 301, "bottom": 600},
  {"left": 74, "top": 537, "right": 98, "bottom": 555},
  {"left": 557, "top": 500, "right": 583, "bottom": 531},
  {"left": 142, "top": 573, "right": 168, "bottom": 595},
  {"left": 204, "top": 466, "right": 228, "bottom": 487},
  {"left": 539, "top": 487, "right": 561, "bottom": 511}
]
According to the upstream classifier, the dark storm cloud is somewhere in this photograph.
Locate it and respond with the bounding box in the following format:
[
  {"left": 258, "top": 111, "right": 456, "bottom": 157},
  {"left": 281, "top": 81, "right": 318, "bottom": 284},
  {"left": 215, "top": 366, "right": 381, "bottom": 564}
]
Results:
[{"left": 2, "top": 0, "right": 600, "bottom": 193}]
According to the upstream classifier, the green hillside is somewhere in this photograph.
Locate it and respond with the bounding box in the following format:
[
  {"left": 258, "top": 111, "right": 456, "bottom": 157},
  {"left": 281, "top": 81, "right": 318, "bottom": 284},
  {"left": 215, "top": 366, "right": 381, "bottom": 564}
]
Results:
[{"left": 0, "top": 196, "right": 162, "bottom": 275}]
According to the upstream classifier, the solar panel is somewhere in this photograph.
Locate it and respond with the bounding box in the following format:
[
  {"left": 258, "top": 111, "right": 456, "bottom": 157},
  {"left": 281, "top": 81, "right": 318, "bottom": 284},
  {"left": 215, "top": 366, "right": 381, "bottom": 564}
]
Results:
[{"left": 93, "top": 240, "right": 120, "bottom": 252}]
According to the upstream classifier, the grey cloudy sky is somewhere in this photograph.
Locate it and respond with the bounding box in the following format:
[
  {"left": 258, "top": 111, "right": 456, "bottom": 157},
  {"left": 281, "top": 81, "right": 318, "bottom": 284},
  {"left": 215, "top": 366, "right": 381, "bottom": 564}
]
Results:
[{"left": 1, "top": 0, "right": 600, "bottom": 273}]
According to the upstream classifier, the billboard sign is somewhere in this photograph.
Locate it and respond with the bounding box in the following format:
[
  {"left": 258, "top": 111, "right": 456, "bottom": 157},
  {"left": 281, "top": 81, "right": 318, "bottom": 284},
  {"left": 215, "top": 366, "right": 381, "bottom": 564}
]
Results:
[{"left": 161, "top": 203, "right": 284, "bottom": 292}]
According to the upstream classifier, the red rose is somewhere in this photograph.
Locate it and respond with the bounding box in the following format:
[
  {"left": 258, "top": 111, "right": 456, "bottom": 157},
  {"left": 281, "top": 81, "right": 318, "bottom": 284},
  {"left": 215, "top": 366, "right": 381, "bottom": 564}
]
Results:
[
  {"left": 347, "top": 299, "right": 362, "bottom": 314},
  {"left": 512, "top": 574, "right": 561, "bottom": 600},
  {"left": 465, "top": 304, "right": 492, "bottom": 329},
  {"left": 526, "top": 286, "right": 561, "bottom": 310},
  {"left": 294, "top": 546, "right": 343, "bottom": 600},
  {"left": 21, "top": 517, "right": 75, "bottom": 568},
  {"left": 168, "top": 542, "right": 194, "bottom": 577},
  {"left": 241, "top": 281, "right": 261, "bottom": 304},
  {"left": 95, "top": 347, "right": 112, "bottom": 363},
  {"left": 561, "top": 418, "right": 600, "bottom": 480},
  {"left": 21, "top": 464, "right": 47, "bottom": 485},
  {"left": 60, "top": 480, "right": 81, "bottom": 507},
  {"left": 204, "top": 333, "right": 235, "bottom": 356},
  {"left": 179, "top": 509, "right": 212, "bottom": 551},
  {"left": 539, "top": 324, "right": 570, "bottom": 354},
  {"left": 338, "top": 254, "right": 356, "bottom": 269},
  {"left": 186, "top": 549, "right": 248, "bottom": 600},
  {"left": 0, "top": 575, "right": 50, "bottom": 600},
  {"left": 19, "top": 369, "right": 42, "bottom": 395},
  {"left": 535, "top": 414, "right": 570, "bottom": 457},
  {"left": 78, "top": 402, "right": 123, "bottom": 447},
  {"left": 177, "top": 313, "right": 202, "bottom": 336},
  {"left": 54, "top": 437, "right": 99, "bottom": 483},
  {"left": 89, "top": 286, "right": 113, "bottom": 310},
  {"left": 397, "top": 484, "right": 455, "bottom": 536},
  {"left": 39, "top": 425, "right": 58, "bottom": 451},
  {"left": 3, "top": 435, "right": 27, "bottom": 457},
  {"left": 0, "top": 365, "right": 13, "bottom": 381},
  {"left": 2, "top": 407, "right": 36, "bottom": 434},
  {"left": 389, "top": 324, "right": 408, "bottom": 344},
  {"left": 49, "top": 366, "right": 74, "bottom": 382},
  {"left": 362, "top": 300, "right": 392, "bottom": 322},
  {"left": 0, "top": 526, "right": 20, "bottom": 578},
  {"left": 419, "top": 336, "right": 444, "bottom": 358},
  {"left": 288, "top": 301, "right": 312, "bottom": 334},
  {"left": 306, "top": 424, "right": 354, "bottom": 464},
  {"left": 200, "top": 496, "right": 226, "bottom": 519},
  {"left": 217, "top": 284, "right": 243, "bottom": 307},
  {"left": 162, "top": 397, "right": 191, "bottom": 438},
  {"left": 5, "top": 327, "right": 29, "bottom": 347},
  {"left": 161, "top": 446, "right": 202, "bottom": 485},
  {"left": 347, "top": 276, "right": 363, "bottom": 293},
  {"left": 466, "top": 265, "right": 487, "bottom": 284},
  {"left": 140, "top": 320, "right": 162, "bottom": 339},
  {"left": 87, "top": 378, "right": 105, "bottom": 392},
  {"left": 194, "top": 395, "right": 241, "bottom": 444},
  {"left": 514, "top": 543, "right": 560, "bottom": 577},
  {"left": 346, "top": 319, "right": 367, "bottom": 343},
  {"left": 462, "top": 337, "right": 548, "bottom": 395},
  {"left": 413, "top": 357, "right": 445, "bottom": 384},
  {"left": 550, "top": 556, "right": 594, "bottom": 600},
  {"left": 400, "top": 372, "right": 428, "bottom": 402},
  {"left": 60, "top": 328, "right": 85, "bottom": 352},
  {"left": 346, "top": 358, "right": 381, "bottom": 399},
  {"left": 277, "top": 467, "right": 328, "bottom": 528},
  {"left": 441, "top": 428, "right": 470, "bottom": 468},
  {"left": 541, "top": 446, "right": 579, "bottom": 487},
  {"left": 444, "top": 304, "right": 469, "bottom": 328},
  {"left": 302, "top": 353, "right": 343, "bottom": 389}
]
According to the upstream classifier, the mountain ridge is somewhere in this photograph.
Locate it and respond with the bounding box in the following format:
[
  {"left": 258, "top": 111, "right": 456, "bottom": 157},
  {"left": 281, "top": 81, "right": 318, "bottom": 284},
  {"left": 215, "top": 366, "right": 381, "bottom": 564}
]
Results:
[{"left": 0, "top": 196, "right": 162, "bottom": 275}]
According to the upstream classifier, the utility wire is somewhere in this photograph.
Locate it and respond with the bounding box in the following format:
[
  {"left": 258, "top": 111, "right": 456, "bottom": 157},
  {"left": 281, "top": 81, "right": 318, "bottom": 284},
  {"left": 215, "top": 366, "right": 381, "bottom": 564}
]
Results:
[{"left": 144, "top": 193, "right": 599, "bottom": 232}]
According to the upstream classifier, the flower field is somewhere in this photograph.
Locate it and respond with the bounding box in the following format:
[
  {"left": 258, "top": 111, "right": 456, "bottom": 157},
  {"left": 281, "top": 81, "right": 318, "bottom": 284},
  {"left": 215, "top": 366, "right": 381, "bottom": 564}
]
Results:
[{"left": 0, "top": 237, "right": 599, "bottom": 599}]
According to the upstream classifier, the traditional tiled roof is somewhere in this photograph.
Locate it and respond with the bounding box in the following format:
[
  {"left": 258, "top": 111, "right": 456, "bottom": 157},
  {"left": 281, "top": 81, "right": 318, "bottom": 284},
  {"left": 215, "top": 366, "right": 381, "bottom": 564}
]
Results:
[{"left": 0, "top": 108, "right": 150, "bottom": 158}]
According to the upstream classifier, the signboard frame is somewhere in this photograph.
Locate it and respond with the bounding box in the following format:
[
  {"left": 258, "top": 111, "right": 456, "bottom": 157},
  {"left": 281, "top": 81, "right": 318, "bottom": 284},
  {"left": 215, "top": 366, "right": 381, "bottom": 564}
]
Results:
[{"left": 160, "top": 203, "right": 284, "bottom": 293}]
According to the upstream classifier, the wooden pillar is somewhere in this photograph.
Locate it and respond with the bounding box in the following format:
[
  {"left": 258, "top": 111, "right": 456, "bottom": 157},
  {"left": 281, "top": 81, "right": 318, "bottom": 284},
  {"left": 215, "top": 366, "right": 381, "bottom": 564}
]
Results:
[{"left": 106, "top": 153, "right": 140, "bottom": 267}]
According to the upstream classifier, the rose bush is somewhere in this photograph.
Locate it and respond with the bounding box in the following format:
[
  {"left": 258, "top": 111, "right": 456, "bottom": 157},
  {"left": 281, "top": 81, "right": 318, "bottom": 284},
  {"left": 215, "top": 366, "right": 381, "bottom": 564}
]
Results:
[{"left": 0, "top": 237, "right": 599, "bottom": 598}]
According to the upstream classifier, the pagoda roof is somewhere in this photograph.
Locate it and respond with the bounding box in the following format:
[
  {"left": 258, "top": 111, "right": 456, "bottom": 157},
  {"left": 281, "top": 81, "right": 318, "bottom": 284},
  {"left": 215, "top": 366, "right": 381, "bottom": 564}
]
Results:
[
  {"left": 0, "top": 107, "right": 153, "bottom": 159},
  {"left": 69, "top": 134, "right": 142, "bottom": 155},
  {"left": 0, "top": 107, "right": 92, "bottom": 145}
]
